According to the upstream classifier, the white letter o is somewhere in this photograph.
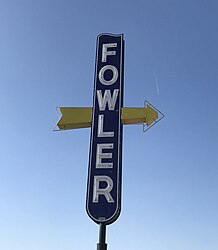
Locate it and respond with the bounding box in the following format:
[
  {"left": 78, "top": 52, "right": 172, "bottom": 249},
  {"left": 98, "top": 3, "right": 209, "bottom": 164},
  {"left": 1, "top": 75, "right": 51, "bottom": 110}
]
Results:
[{"left": 98, "top": 65, "right": 118, "bottom": 86}]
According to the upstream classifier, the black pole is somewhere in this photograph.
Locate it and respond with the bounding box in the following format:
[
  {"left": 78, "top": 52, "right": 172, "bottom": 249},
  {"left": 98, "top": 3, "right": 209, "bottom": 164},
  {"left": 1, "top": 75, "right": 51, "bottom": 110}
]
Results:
[{"left": 97, "top": 223, "right": 107, "bottom": 250}]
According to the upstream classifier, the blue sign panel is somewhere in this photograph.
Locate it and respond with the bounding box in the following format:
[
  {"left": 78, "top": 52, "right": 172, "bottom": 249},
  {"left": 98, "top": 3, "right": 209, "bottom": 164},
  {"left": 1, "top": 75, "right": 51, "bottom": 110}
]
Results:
[{"left": 86, "top": 33, "right": 124, "bottom": 225}]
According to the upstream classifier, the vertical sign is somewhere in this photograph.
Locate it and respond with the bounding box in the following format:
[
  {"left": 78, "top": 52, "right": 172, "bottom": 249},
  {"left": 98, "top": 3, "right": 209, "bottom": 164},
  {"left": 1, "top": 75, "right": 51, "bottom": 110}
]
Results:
[{"left": 86, "top": 33, "right": 124, "bottom": 225}]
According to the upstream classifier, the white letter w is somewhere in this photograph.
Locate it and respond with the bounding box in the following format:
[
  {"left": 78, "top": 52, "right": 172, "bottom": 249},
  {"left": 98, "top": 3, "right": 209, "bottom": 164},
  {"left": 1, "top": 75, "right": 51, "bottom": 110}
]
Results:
[{"left": 97, "top": 89, "right": 119, "bottom": 111}]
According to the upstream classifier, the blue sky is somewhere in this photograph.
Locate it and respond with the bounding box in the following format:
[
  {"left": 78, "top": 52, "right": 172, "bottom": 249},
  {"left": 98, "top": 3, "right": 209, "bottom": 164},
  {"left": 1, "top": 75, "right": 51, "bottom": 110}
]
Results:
[{"left": 1, "top": 0, "right": 218, "bottom": 249}]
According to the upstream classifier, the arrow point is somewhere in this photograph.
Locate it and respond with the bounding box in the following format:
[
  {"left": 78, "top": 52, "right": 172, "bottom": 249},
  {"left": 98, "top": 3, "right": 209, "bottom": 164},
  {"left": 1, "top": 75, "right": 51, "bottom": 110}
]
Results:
[
  {"left": 143, "top": 100, "right": 164, "bottom": 132},
  {"left": 145, "top": 104, "right": 158, "bottom": 126}
]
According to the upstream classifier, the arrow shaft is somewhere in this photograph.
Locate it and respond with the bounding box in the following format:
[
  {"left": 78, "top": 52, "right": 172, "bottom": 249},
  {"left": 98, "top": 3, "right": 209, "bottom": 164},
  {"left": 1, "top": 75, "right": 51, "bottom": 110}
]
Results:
[
  {"left": 57, "top": 107, "right": 92, "bottom": 130},
  {"left": 122, "top": 108, "right": 147, "bottom": 125}
]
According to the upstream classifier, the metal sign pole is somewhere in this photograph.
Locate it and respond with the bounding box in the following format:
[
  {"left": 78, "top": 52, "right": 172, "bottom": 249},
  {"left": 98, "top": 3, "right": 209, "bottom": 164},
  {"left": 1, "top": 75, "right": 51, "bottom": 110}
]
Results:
[{"left": 97, "top": 224, "right": 107, "bottom": 250}]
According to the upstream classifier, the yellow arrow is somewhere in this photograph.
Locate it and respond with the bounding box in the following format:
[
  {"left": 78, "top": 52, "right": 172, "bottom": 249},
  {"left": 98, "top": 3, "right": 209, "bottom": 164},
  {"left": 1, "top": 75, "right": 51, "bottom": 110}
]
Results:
[
  {"left": 122, "top": 105, "right": 158, "bottom": 126},
  {"left": 57, "top": 107, "right": 92, "bottom": 130},
  {"left": 56, "top": 105, "right": 158, "bottom": 130}
]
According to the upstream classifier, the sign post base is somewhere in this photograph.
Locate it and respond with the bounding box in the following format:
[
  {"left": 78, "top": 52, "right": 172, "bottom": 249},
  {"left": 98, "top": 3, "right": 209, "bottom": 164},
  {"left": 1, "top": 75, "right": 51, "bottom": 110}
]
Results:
[
  {"left": 97, "top": 224, "right": 107, "bottom": 250},
  {"left": 97, "top": 243, "right": 107, "bottom": 250}
]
